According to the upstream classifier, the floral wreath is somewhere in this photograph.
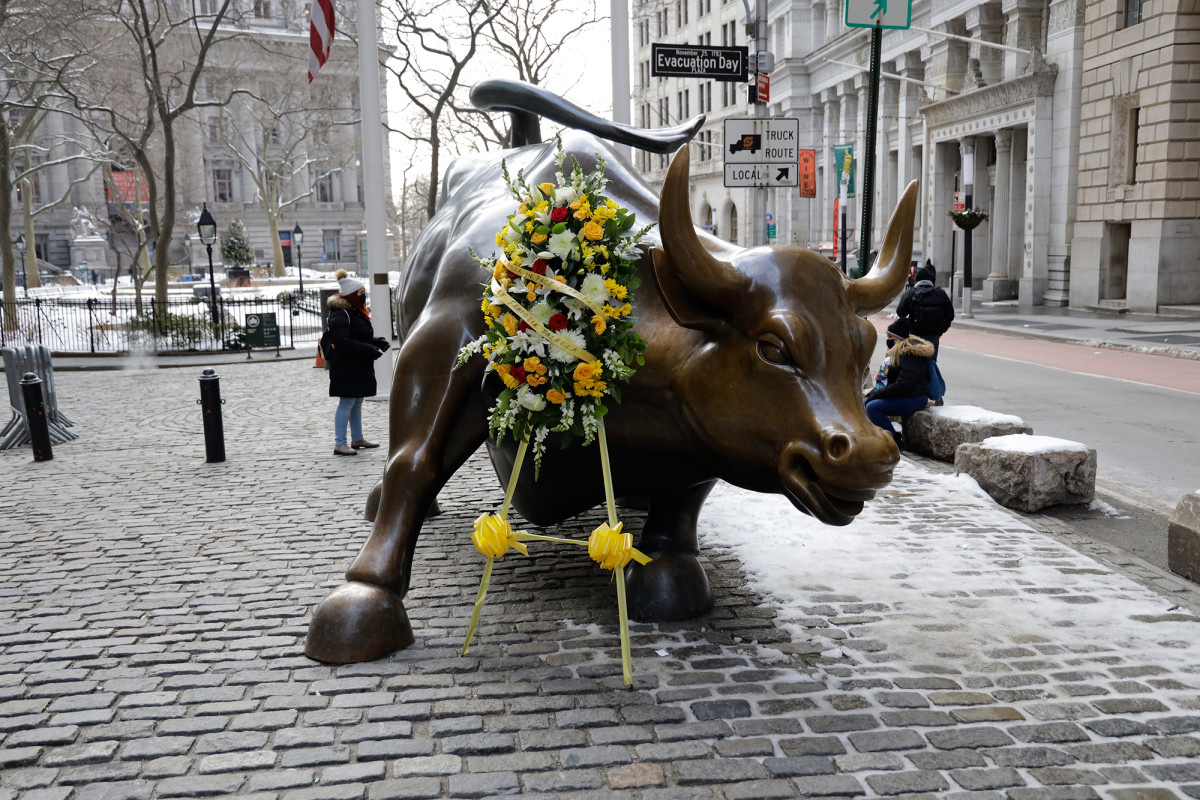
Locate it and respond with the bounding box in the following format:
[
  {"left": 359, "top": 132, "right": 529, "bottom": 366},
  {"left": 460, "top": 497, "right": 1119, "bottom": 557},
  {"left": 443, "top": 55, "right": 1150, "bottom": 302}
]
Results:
[
  {"left": 457, "top": 136, "right": 652, "bottom": 474},
  {"left": 455, "top": 136, "right": 657, "bottom": 686}
]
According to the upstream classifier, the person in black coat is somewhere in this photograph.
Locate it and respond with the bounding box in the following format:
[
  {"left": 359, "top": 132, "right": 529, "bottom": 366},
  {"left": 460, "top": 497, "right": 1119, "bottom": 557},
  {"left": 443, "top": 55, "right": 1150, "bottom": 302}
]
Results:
[
  {"left": 896, "top": 264, "right": 954, "bottom": 357},
  {"left": 864, "top": 318, "right": 934, "bottom": 450},
  {"left": 327, "top": 269, "right": 389, "bottom": 456}
]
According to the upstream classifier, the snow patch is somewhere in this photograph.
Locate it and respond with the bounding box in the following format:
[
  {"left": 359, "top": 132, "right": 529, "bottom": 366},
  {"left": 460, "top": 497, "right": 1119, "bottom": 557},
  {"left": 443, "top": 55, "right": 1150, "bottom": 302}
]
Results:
[
  {"left": 930, "top": 404, "right": 1024, "bottom": 426},
  {"left": 1089, "top": 498, "right": 1132, "bottom": 519},
  {"left": 980, "top": 433, "right": 1089, "bottom": 454}
]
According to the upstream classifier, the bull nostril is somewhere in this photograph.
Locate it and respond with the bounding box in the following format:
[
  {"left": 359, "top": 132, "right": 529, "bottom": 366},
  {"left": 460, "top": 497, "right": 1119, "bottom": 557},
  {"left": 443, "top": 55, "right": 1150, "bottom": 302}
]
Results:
[{"left": 824, "top": 431, "right": 852, "bottom": 462}]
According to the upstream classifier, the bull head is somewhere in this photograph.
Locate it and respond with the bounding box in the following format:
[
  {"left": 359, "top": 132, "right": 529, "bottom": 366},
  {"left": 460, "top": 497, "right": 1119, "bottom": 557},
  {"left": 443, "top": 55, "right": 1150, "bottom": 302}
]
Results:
[{"left": 650, "top": 146, "right": 919, "bottom": 525}]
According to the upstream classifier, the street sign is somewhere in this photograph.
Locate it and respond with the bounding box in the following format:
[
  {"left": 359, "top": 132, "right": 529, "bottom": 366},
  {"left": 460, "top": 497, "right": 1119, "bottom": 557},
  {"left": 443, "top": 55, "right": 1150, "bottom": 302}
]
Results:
[
  {"left": 953, "top": 191, "right": 965, "bottom": 212},
  {"left": 723, "top": 118, "right": 800, "bottom": 187},
  {"left": 651, "top": 43, "right": 748, "bottom": 82},
  {"left": 756, "top": 73, "right": 770, "bottom": 104},
  {"left": 845, "top": 0, "right": 912, "bottom": 29}
]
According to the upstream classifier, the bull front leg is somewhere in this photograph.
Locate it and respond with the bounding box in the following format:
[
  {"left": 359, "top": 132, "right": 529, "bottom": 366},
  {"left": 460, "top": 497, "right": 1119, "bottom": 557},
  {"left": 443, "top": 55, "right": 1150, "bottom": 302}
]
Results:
[
  {"left": 306, "top": 315, "right": 487, "bottom": 663},
  {"left": 624, "top": 479, "right": 716, "bottom": 622}
]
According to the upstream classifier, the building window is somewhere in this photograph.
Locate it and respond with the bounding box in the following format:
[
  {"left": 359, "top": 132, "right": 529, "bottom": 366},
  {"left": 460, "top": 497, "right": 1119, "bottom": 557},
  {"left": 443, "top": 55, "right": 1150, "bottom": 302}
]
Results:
[
  {"left": 679, "top": 0, "right": 688, "bottom": 24},
  {"left": 316, "top": 174, "right": 334, "bottom": 202},
  {"left": 212, "top": 168, "right": 233, "bottom": 202},
  {"left": 728, "top": 205, "right": 738, "bottom": 243},
  {"left": 323, "top": 230, "right": 341, "bottom": 260},
  {"left": 254, "top": 0, "right": 271, "bottom": 18},
  {"left": 198, "top": 0, "right": 218, "bottom": 13},
  {"left": 1123, "top": 0, "right": 1144, "bottom": 28}
]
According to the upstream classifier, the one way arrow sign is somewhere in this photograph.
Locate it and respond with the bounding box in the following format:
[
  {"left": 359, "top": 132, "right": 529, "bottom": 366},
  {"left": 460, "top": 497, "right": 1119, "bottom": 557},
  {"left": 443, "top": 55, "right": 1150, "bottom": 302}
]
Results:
[
  {"left": 776, "top": 167, "right": 790, "bottom": 182},
  {"left": 845, "top": 0, "right": 912, "bottom": 29}
]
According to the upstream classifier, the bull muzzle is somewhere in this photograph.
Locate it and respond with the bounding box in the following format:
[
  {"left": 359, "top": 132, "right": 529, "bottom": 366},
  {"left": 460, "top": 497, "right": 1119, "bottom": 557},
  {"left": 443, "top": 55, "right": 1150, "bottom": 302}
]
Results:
[{"left": 777, "top": 426, "right": 899, "bottom": 526}]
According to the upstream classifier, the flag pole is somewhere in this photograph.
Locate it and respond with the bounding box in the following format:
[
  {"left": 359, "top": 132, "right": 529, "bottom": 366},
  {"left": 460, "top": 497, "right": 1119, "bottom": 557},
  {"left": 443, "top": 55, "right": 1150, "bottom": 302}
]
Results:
[{"left": 357, "top": 0, "right": 395, "bottom": 390}]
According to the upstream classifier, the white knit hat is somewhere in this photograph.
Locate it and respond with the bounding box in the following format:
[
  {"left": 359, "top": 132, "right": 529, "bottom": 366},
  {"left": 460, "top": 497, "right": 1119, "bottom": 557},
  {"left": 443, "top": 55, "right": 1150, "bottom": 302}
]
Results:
[{"left": 336, "top": 269, "right": 365, "bottom": 296}]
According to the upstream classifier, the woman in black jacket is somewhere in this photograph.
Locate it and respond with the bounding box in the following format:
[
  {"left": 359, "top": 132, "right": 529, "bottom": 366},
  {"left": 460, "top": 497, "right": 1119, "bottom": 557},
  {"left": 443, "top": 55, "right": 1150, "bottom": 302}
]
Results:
[
  {"left": 863, "top": 318, "right": 934, "bottom": 450},
  {"left": 327, "top": 269, "right": 389, "bottom": 456}
]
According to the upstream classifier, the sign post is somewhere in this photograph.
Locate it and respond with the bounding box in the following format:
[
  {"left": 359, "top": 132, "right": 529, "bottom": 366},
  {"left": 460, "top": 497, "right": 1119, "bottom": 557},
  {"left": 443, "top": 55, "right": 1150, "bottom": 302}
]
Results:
[{"left": 845, "top": 0, "right": 913, "bottom": 276}]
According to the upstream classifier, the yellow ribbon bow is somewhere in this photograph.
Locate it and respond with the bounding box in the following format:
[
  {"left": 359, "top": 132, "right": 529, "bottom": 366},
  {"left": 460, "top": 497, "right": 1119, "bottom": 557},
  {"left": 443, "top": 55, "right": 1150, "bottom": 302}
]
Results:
[
  {"left": 472, "top": 514, "right": 529, "bottom": 559},
  {"left": 588, "top": 522, "right": 652, "bottom": 571}
]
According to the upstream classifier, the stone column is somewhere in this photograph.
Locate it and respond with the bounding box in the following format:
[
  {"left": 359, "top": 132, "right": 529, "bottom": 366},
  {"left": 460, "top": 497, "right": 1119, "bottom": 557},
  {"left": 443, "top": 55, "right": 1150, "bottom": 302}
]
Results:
[
  {"left": 964, "top": 4, "right": 1005, "bottom": 87},
  {"left": 1020, "top": 98, "right": 1053, "bottom": 310},
  {"left": 825, "top": 0, "right": 840, "bottom": 43},
  {"left": 1002, "top": 0, "right": 1044, "bottom": 81},
  {"left": 839, "top": 82, "right": 859, "bottom": 248},
  {"left": 876, "top": 75, "right": 899, "bottom": 251},
  {"left": 812, "top": 1, "right": 827, "bottom": 50},
  {"left": 972, "top": 137, "right": 992, "bottom": 285},
  {"left": 925, "top": 20, "right": 969, "bottom": 100},
  {"left": 929, "top": 141, "right": 955, "bottom": 288},
  {"left": 1047, "top": 0, "right": 1085, "bottom": 307},
  {"left": 982, "top": 129, "right": 1015, "bottom": 300}
]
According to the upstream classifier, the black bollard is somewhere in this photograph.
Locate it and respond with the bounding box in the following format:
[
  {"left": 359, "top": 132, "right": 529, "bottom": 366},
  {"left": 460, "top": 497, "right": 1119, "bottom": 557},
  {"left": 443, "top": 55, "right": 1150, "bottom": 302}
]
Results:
[
  {"left": 20, "top": 372, "right": 53, "bottom": 462},
  {"left": 198, "top": 368, "right": 226, "bottom": 463}
]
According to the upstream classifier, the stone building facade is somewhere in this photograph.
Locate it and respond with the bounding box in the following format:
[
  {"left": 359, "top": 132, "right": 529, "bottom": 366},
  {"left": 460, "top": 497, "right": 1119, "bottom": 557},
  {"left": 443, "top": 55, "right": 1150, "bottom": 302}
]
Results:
[
  {"left": 11, "top": 2, "right": 390, "bottom": 281},
  {"left": 633, "top": 0, "right": 1197, "bottom": 312}
]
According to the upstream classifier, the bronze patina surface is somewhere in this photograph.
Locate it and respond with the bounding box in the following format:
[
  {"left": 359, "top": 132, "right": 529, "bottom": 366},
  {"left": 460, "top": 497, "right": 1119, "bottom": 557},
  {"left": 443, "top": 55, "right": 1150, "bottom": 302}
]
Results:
[{"left": 305, "top": 82, "right": 918, "bottom": 664}]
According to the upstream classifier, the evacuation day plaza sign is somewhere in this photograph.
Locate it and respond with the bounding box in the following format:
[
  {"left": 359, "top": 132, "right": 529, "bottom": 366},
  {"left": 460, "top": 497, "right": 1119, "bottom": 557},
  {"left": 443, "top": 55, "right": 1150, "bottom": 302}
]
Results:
[
  {"left": 723, "top": 118, "right": 801, "bottom": 188},
  {"left": 651, "top": 43, "right": 748, "bottom": 82}
]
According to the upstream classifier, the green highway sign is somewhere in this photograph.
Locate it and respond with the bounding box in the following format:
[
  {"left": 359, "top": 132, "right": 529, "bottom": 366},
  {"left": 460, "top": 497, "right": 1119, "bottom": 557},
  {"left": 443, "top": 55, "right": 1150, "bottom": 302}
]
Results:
[{"left": 845, "top": 0, "right": 912, "bottom": 29}]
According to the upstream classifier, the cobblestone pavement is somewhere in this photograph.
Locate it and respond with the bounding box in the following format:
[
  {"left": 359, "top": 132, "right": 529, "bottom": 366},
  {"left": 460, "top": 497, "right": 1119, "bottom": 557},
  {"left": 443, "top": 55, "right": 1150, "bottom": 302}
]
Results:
[{"left": 2, "top": 360, "right": 1199, "bottom": 800}]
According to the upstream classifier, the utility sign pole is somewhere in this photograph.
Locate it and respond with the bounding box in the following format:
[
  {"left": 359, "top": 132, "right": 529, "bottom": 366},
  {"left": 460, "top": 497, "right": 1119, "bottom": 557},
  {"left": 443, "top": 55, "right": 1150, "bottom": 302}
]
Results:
[{"left": 845, "top": 0, "right": 912, "bottom": 29}]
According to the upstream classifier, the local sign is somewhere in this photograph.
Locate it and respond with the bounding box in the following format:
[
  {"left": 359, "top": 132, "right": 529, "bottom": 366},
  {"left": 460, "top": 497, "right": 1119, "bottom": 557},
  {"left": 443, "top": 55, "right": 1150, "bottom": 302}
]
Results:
[
  {"left": 723, "top": 118, "right": 800, "bottom": 188},
  {"left": 651, "top": 43, "right": 748, "bottom": 82},
  {"left": 844, "top": 0, "right": 913, "bottom": 30}
]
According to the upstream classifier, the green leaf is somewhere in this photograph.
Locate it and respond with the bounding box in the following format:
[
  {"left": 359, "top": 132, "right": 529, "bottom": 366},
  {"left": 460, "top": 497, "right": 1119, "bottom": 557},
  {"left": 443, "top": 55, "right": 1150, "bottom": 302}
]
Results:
[
  {"left": 609, "top": 384, "right": 622, "bottom": 403},
  {"left": 551, "top": 222, "right": 567, "bottom": 234}
]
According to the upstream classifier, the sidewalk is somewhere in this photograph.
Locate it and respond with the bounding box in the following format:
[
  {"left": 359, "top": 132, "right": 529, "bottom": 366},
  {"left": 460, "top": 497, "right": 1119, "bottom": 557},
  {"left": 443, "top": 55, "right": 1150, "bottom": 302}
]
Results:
[{"left": 3, "top": 359, "right": 1200, "bottom": 799}]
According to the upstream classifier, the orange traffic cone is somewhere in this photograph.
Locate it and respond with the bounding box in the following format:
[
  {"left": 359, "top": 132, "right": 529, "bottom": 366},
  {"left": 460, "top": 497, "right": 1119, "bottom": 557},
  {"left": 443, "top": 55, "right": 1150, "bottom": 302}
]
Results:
[{"left": 314, "top": 345, "right": 326, "bottom": 369}]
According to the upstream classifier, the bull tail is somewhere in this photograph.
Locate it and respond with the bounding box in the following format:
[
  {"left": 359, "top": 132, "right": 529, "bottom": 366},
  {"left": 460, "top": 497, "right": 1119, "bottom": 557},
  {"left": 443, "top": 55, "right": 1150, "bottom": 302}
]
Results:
[{"left": 470, "top": 78, "right": 704, "bottom": 154}]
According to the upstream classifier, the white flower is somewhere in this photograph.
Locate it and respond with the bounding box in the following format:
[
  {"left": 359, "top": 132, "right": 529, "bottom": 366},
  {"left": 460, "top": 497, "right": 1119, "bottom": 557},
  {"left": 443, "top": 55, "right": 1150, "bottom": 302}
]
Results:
[
  {"left": 509, "top": 330, "right": 546, "bottom": 356},
  {"left": 516, "top": 385, "right": 546, "bottom": 412},
  {"left": 535, "top": 208, "right": 551, "bottom": 226},
  {"left": 557, "top": 185, "right": 580, "bottom": 205},
  {"left": 529, "top": 301, "right": 554, "bottom": 325},
  {"left": 548, "top": 230, "right": 577, "bottom": 261},
  {"left": 504, "top": 224, "right": 522, "bottom": 242},
  {"left": 548, "top": 329, "right": 586, "bottom": 363},
  {"left": 581, "top": 273, "right": 608, "bottom": 305}
]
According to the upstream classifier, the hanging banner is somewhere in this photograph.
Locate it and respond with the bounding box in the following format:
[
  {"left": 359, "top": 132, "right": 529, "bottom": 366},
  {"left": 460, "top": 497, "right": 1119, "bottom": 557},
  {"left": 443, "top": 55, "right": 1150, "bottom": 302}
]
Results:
[
  {"left": 832, "top": 143, "right": 855, "bottom": 197},
  {"left": 798, "top": 149, "right": 816, "bottom": 198}
]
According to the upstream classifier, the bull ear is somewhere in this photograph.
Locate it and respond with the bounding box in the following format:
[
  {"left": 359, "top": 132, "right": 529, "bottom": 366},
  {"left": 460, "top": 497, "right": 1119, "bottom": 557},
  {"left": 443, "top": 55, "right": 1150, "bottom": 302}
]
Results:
[
  {"left": 848, "top": 180, "right": 920, "bottom": 315},
  {"left": 654, "top": 146, "right": 748, "bottom": 330}
]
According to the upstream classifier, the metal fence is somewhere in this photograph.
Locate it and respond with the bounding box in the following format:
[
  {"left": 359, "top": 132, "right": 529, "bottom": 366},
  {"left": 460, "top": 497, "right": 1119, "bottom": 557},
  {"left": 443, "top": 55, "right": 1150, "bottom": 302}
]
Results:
[{"left": 0, "top": 291, "right": 326, "bottom": 354}]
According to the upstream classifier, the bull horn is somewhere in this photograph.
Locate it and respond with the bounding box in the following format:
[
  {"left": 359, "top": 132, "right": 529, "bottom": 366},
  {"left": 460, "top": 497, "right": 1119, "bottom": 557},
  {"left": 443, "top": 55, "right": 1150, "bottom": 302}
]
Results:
[
  {"left": 659, "top": 146, "right": 747, "bottom": 312},
  {"left": 847, "top": 180, "right": 920, "bottom": 315}
]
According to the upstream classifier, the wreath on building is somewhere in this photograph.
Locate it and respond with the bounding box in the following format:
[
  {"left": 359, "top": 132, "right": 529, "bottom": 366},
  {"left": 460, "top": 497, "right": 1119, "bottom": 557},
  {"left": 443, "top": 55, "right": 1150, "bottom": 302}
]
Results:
[{"left": 948, "top": 207, "right": 989, "bottom": 231}]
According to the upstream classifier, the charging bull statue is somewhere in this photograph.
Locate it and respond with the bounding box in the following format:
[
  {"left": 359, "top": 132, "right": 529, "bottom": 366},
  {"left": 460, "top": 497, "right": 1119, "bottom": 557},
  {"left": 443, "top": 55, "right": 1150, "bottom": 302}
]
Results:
[{"left": 306, "top": 80, "right": 919, "bottom": 663}]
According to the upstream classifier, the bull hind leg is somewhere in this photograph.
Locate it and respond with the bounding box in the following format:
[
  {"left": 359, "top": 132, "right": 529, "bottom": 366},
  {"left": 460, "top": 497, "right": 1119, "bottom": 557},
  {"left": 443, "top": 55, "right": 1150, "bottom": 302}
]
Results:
[
  {"left": 306, "top": 317, "right": 487, "bottom": 664},
  {"left": 624, "top": 480, "right": 716, "bottom": 622}
]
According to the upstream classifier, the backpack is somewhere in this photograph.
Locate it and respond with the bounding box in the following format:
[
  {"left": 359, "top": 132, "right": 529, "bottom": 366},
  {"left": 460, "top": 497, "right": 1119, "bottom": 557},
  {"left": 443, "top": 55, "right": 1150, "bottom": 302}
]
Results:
[
  {"left": 927, "top": 360, "right": 946, "bottom": 402},
  {"left": 319, "top": 309, "right": 351, "bottom": 365}
]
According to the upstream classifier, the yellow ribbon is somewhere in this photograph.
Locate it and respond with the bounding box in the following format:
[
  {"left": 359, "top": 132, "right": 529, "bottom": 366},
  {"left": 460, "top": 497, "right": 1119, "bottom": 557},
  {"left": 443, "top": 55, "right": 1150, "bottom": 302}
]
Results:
[
  {"left": 509, "top": 263, "right": 606, "bottom": 319},
  {"left": 491, "top": 279, "right": 596, "bottom": 365},
  {"left": 472, "top": 514, "right": 529, "bottom": 559},
  {"left": 588, "top": 522, "right": 652, "bottom": 571}
]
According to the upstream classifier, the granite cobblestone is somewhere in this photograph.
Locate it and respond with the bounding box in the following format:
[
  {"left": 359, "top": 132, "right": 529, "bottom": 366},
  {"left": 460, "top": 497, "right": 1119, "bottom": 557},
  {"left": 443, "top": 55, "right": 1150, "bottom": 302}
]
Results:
[{"left": 2, "top": 361, "right": 1200, "bottom": 799}]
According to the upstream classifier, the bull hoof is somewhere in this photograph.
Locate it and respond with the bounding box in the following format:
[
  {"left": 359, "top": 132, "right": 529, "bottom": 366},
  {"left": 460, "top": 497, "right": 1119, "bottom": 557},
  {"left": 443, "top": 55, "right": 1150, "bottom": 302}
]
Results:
[
  {"left": 624, "top": 552, "right": 713, "bottom": 622},
  {"left": 305, "top": 582, "right": 415, "bottom": 663}
]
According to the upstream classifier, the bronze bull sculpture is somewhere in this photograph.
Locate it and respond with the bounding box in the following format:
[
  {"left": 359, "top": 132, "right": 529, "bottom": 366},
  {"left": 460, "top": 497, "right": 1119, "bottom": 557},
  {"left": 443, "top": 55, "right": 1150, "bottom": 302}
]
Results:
[{"left": 306, "top": 81, "right": 919, "bottom": 663}]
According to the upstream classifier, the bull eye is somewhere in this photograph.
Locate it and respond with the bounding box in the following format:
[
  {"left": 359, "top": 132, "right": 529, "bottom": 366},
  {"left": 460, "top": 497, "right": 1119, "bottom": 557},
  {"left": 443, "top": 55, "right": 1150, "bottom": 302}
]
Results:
[{"left": 756, "top": 338, "right": 792, "bottom": 367}]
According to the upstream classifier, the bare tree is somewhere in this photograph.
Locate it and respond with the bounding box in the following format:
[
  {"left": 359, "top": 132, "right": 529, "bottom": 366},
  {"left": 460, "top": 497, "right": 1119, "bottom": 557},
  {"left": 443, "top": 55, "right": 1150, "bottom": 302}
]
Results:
[
  {"left": 214, "top": 56, "right": 359, "bottom": 278},
  {"left": 385, "top": 0, "right": 506, "bottom": 219},
  {"left": 394, "top": 162, "right": 429, "bottom": 266},
  {"left": 61, "top": 0, "right": 243, "bottom": 310}
]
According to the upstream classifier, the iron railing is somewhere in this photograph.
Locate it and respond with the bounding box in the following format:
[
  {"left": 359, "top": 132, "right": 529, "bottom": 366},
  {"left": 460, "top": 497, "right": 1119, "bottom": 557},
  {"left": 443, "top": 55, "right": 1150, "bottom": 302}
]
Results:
[{"left": 0, "top": 291, "right": 325, "bottom": 354}]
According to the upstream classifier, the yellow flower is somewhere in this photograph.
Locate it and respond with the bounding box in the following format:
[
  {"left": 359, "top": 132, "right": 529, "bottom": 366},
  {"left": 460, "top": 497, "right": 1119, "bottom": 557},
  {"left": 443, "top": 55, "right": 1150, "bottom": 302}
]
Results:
[
  {"left": 526, "top": 288, "right": 537, "bottom": 302},
  {"left": 591, "top": 315, "right": 606, "bottom": 334},
  {"left": 574, "top": 207, "right": 591, "bottom": 221},
  {"left": 526, "top": 374, "right": 548, "bottom": 387},
  {"left": 604, "top": 279, "right": 627, "bottom": 300},
  {"left": 573, "top": 361, "right": 599, "bottom": 382},
  {"left": 546, "top": 388, "right": 566, "bottom": 404},
  {"left": 571, "top": 196, "right": 591, "bottom": 220},
  {"left": 525, "top": 220, "right": 535, "bottom": 233},
  {"left": 538, "top": 182, "right": 556, "bottom": 197},
  {"left": 602, "top": 304, "right": 620, "bottom": 318},
  {"left": 494, "top": 231, "right": 505, "bottom": 246},
  {"left": 492, "top": 262, "right": 509, "bottom": 281},
  {"left": 591, "top": 205, "right": 616, "bottom": 223},
  {"left": 523, "top": 356, "right": 547, "bottom": 375},
  {"left": 531, "top": 231, "right": 548, "bottom": 245},
  {"left": 518, "top": 203, "right": 528, "bottom": 215},
  {"left": 502, "top": 314, "right": 518, "bottom": 335},
  {"left": 582, "top": 221, "right": 604, "bottom": 241},
  {"left": 494, "top": 363, "right": 520, "bottom": 389}
]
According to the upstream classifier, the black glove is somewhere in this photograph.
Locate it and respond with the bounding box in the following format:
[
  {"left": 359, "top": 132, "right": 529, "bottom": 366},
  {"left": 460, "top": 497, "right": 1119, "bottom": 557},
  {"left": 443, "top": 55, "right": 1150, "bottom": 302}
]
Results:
[
  {"left": 370, "top": 347, "right": 384, "bottom": 361},
  {"left": 373, "top": 337, "right": 391, "bottom": 352}
]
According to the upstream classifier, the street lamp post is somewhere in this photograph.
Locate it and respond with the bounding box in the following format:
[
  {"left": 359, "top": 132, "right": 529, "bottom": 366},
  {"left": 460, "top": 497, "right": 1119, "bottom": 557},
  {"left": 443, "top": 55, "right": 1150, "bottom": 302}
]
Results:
[
  {"left": 962, "top": 144, "right": 975, "bottom": 319},
  {"left": 183, "top": 233, "right": 194, "bottom": 278},
  {"left": 292, "top": 224, "right": 304, "bottom": 296},
  {"left": 197, "top": 204, "right": 221, "bottom": 340},
  {"left": 14, "top": 234, "right": 26, "bottom": 292}
]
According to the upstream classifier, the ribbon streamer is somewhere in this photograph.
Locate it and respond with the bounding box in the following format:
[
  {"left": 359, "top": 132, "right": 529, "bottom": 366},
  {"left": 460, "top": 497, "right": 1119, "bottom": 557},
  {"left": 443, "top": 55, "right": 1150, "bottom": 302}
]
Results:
[
  {"left": 491, "top": 279, "right": 596, "bottom": 365},
  {"left": 509, "top": 262, "right": 606, "bottom": 319}
]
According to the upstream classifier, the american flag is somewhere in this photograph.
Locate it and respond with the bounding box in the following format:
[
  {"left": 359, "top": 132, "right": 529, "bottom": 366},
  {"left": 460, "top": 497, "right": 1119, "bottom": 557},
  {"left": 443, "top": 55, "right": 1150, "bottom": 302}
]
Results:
[{"left": 308, "top": 0, "right": 335, "bottom": 83}]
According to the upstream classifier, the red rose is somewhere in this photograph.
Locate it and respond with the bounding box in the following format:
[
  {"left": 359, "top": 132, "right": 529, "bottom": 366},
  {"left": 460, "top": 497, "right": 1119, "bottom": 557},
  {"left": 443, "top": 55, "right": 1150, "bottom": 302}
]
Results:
[
  {"left": 517, "top": 320, "right": 530, "bottom": 332},
  {"left": 550, "top": 207, "right": 569, "bottom": 223},
  {"left": 548, "top": 313, "right": 568, "bottom": 331},
  {"left": 530, "top": 258, "right": 548, "bottom": 275},
  {"left": 511, "top": 365, "right": 526, "bottom": 383}
]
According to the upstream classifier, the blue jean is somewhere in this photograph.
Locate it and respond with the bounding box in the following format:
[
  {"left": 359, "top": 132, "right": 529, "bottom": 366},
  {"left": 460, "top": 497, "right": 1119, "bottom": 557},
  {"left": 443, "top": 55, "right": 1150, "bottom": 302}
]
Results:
[
  {"left": 334, "top": 397, "right": 364, "bottom": 445},
  {"left": 866, "top": 395, "right": 928, "bottom": 434}
]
